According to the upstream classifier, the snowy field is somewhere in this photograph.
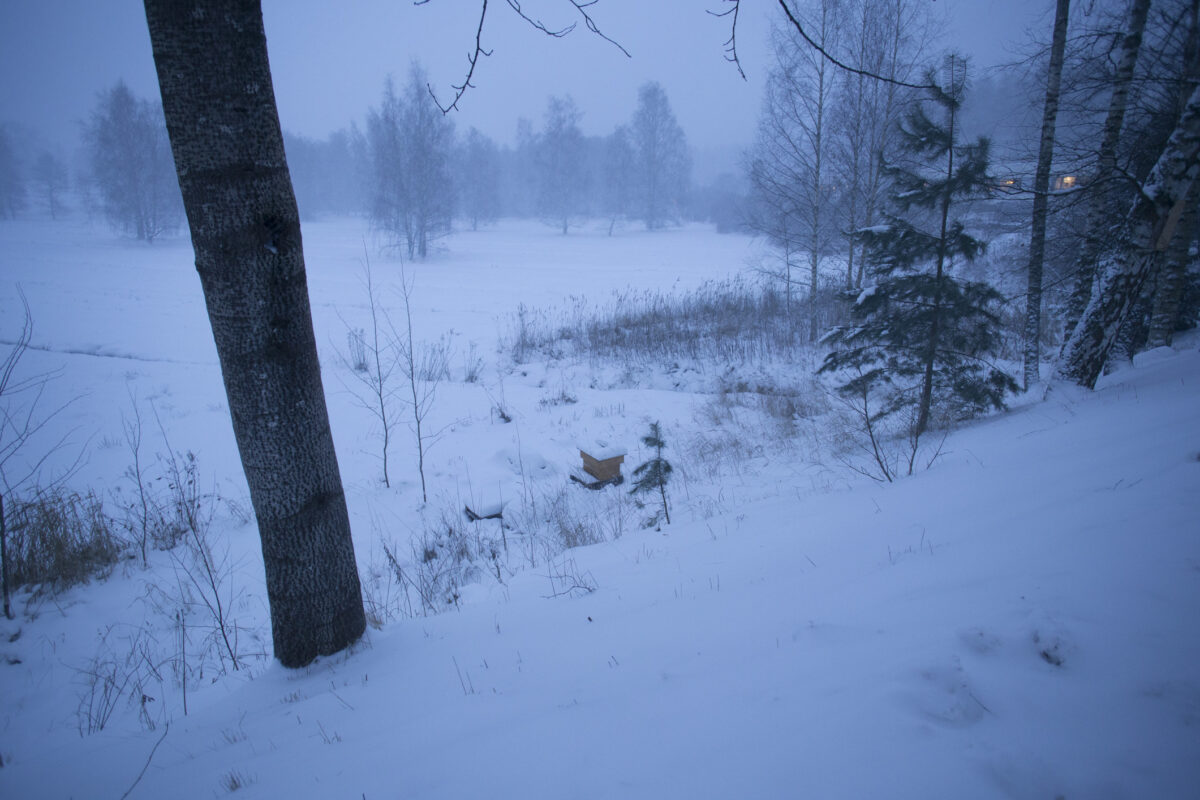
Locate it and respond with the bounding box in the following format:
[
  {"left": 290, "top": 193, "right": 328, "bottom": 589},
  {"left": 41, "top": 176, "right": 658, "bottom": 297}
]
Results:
[{"left": 1, "top": 215, "right": 1198, "bottom": 798}]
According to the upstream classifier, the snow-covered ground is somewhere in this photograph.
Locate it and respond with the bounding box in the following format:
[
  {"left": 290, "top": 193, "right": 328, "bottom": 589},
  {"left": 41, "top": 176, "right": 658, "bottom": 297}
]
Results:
[{"left": 0, "top": 215, "right": 1197, "bottom": 798}]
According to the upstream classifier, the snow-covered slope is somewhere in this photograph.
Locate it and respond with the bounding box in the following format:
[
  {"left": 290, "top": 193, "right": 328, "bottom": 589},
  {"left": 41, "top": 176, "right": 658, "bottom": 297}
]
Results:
[{"left": 1, "top": 217, "right": 1197, "bottom": 798}]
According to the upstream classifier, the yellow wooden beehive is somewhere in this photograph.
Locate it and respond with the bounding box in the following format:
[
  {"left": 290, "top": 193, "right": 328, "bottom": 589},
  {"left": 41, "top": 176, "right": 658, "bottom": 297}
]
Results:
[{"left": 579, "top": 444, "right": 625, "bottom": 482}]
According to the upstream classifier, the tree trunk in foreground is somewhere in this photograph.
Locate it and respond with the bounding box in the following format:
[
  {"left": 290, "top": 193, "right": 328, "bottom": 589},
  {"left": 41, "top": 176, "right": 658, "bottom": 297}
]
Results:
[
  {"left": 1023, "top": 0, "right": 1070, "bottom": 391},
  {"left": 1146, "top": 186, "right": 1199, "bottom": 348},
  {"left": 144, "top": 0, "right": 365, "bottom": 667},
  {"left": 1059, "top": 86, "right": 1200, "bottom": 389},
  {"left": 1063, "top": 0, "right": 1151, "bottom": 334},
  {"left": 1146, "top": 2, "right": 1200, "bottom": 348}
]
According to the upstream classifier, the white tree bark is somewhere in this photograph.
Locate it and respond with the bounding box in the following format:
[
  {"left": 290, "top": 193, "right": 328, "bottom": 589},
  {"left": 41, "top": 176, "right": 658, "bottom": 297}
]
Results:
[{"left": 1059, "top": 85, "right": 1200, "bottom": 388}]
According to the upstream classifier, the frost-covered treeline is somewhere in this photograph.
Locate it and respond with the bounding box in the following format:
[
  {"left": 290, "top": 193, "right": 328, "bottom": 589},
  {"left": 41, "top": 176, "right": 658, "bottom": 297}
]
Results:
[
  {"left": 3, "top": 69, "right": 725, "bottom": 246},
  {"left": 298, "top": 71, "right": 703, "bottom": 242}
]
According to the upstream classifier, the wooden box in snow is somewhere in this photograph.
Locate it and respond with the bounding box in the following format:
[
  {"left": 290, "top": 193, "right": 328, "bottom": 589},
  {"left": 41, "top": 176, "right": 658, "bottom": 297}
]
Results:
[{"left": 579, "top": 444, "right": 625, "bottom": 483}]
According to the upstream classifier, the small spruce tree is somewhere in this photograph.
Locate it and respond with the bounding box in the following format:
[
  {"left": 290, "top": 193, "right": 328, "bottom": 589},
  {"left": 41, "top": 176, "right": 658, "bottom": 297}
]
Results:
[
  {"left": 819, "top": 55, "right": 1016, "bottom": 449},
  {"left": 630, "top": 421, "right": 672, "bottom": 527}
]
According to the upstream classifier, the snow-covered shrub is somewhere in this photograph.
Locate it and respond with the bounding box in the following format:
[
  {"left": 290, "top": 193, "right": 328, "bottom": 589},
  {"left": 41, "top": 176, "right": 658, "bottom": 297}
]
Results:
[
  {"left": 502, "top": 279, "right": 848, "bottom": 370},
  {"left": 113, "top": 403, "right": 185, "bottom": 566},
  {"left": 140, "top": 446, "right": 260, "bottom": 677},
  {"left": 547, "top": 493, "right": 606, "bottom": 549},
  {"left": 74, "top": 623, "right": 176, "bottom": 735},
  {"left": 714, "top": 372, "right": 827, "bottom": 424},
  {"left": 346, "top": 327, "right": 369, "bottom": 373},
  {"left": 462, "top": 341, "right": 483, "bottom": 383},
  {"left": 377, "top": 507, "right": 508, "bottom": 617},
  {"left": 4, "top": 488, "right": 122, "bottom": 595},
  {"left": 507, "top": 485, "right": 622, "bottom": 554}
]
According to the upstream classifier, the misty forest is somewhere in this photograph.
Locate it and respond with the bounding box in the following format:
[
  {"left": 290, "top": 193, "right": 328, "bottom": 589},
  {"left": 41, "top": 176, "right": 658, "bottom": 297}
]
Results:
[{"left": 1, "top": 0, "right": 1198, "bottom": 797}]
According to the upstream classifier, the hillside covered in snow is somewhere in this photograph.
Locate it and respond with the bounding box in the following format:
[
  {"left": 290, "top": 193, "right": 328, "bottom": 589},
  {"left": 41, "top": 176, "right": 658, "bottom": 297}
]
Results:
[{"left": 0, "top": 217, "right": 1198, "bottom": 799}]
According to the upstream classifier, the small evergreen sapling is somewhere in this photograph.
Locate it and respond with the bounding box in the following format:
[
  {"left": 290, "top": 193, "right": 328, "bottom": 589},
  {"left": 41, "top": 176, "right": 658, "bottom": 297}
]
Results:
[
  {"left": 820, "top": 55, "right": 1016, "bottom": 449},
  {"left": 630, "top": 421, "right": 672, "bottom": 527}
]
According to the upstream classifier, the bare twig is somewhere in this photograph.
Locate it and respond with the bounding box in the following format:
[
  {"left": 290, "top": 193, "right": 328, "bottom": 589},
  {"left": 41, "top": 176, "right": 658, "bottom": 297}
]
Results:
[
  {"left": 119, "top": 723, "right": 170, "bottom": 800},
  {"left": 774, "top": 0, "right": 936, "bottom": 90},
  {"left": 427, "top": 0, "right": 493, "bottom": 114},
  {"left": 504, "top": 0, "right": 574, "bottom": 37},
  {"left": 563, "top": 0, "right": 630, "bottom": 57},
  {"left": 1, "top": 288, "right": 85, "bottom": 618},
  {"left": 335, "top": 247, "right": 402, "bottom": 487},
  {"left": 390, "top": 267, "right": 452, "bottom": 504},
  {"left": 422, "top": 0, "right": 628, "bottom": 113},
  {"left": 708, "top": 0, "right": 746, "bottom": 80}
]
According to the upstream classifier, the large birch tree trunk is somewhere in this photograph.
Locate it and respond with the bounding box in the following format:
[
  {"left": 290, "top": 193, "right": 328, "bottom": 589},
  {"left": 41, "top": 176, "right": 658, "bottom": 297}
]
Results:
[
  {"left": 1059, "top": 85, "right": 1200, "bottom": 388},
  {"left": 1145, "top": 185, "right": 1199, "bottom": 347},
  {"left": 1146, "top": 0, "right": 1200, "bottom": 348},
  {"left": 143, "top": 0, "right": 365, "bottom": 668},
  {"left": 1023, "top": 0, "right": 1070, "bottom": 390},
  {"left": 1063, "top": 0, "right": 1151, "bottom": 334}
]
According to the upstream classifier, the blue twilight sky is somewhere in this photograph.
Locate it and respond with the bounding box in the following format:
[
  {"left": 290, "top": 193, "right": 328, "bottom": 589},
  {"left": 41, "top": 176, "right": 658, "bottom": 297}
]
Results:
[{"left": 0, "top": 0, "right": 1054, "bottom": 161}]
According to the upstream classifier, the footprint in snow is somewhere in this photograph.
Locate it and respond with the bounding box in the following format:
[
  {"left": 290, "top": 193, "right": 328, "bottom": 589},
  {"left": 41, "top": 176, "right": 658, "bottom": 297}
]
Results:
[{"left": 902, "top": 656, "right": 990, "bottom": 728}]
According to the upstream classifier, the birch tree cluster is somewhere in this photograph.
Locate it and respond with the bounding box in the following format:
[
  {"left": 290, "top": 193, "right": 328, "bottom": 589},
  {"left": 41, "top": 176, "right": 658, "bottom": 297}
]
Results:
[
  {"left": 365, "top": 65, "right": 457, "bottom": 260},
  {"left": 747, "top": 0, "right": 933, "bottom": 343},
  {"left": 83, "top": 81, "right": 183, "bottom": 242},
  {"left": 1044, "top": 0, "right": 1200, "bottom": 386}
]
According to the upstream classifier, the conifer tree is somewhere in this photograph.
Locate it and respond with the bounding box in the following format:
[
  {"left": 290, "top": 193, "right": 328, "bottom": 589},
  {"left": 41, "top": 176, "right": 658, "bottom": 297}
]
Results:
[
  {"left": 630, "top": 421, "right": 672, "bottom": 526},
  {"left": 819, "top": 56, "right": 1016, "bottom": 443}
]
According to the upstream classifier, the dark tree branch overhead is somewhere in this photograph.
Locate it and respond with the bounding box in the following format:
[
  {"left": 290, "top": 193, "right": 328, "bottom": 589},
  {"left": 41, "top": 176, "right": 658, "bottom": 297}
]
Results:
[
  {"left": 505, "top": 0, "right": 574, "bottom": 38},
  {"left": 423, "top": 0, "right": 629, "bottom": 114},
  {"left": 563, "top": 0, "right": 631, "bottom": 56},
  {"left": 774, "top": 0, "right": 937, "bottom": 91},
  {"left": 708, "top": 0, "right": 746, "bottom": 80},
  {"left": 423, "top": 0, "right": 493, "bottom": 114},
  {"left": 503, "top": 0, "right": 630, "bottom": 54}
]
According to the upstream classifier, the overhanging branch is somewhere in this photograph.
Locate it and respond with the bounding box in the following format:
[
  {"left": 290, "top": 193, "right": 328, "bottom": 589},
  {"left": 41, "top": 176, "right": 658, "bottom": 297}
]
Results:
[
  {"left": 422, "top": 0, "right": 630, "bottom": 114},
  {"left": 775, "top": 0, "right": 936, "bottom": 91},
  {"left": 708, "top": 0, "right": 746, "bottom": 80},
  {"left": 425, "top": 0, "right": 493, "bottom": 114}
]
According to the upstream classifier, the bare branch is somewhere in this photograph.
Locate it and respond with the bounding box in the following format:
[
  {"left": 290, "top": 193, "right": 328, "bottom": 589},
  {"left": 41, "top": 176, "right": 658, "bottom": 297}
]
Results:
[
  {"left": 422, "top": 0, "right": 629, "bottom": 113},
  {"left": 427, "top": 0, "right": 493, "bottom": 114},
  {"left": 119, "top": 723, "right": 170, "bottom": 800},
  {"left": 775, "top": 0, "right": 935, "bottom": 91},
  {"left": 708, "top": 0, "right": 746, "bottom": 80},
  {"left": 566, "top": 0, "right": 631, "bottom": 58},
  {"left": 505, "top": 0, "right": 574, "bottom": 37},
  {"left": 0, "top": 289, "right": 33, "bottom": 399},
  {"left": 0, "top": 288, "right": 85, "bottom": 494}
]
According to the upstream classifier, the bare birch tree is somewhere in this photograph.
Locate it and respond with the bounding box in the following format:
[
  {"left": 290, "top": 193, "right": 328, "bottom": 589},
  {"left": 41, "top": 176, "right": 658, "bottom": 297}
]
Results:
[
  {"left": 748, "top": 0, "right": 841, "bottom": 341},
  {"left": 537, "top": 95, "right": 589, "bottom": 234},
  {"left": 831, "top": 0, "right": 928, "bottom": 290},
  {"left": 366, "top": 66, "right": 455, "bottom": 259},
  {"left": 630, "top": 82, "right": 691, "bottom": 230}
]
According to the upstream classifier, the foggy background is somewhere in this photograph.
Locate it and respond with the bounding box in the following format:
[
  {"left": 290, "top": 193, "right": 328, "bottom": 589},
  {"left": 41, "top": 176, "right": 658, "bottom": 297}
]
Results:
[{"left": 1, "top": 0, "right": 1047, "bottom": 182}]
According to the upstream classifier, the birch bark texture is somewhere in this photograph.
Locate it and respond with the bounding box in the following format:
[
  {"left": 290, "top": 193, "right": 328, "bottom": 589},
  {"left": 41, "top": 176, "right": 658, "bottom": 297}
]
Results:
[
  {"left": 1063, "top": 0, "right": 1151, "bottom": 334},
  {"left": 1058, "top": 85, "right": 1200, "bottom": 388},
  {"left": 143, "top": 0, "right": 365, "bottom": 667}
]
